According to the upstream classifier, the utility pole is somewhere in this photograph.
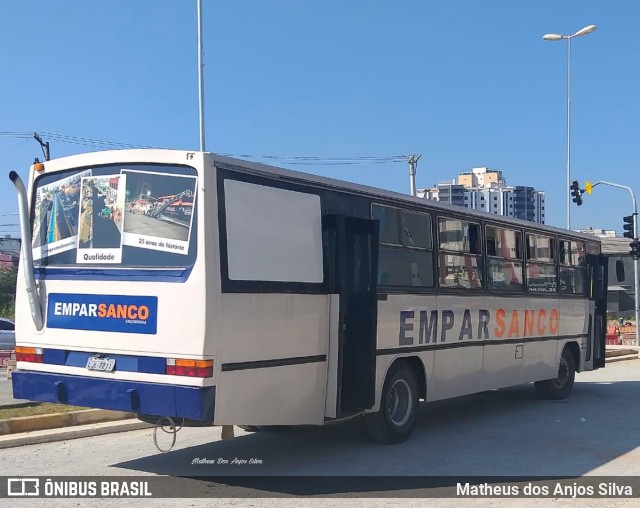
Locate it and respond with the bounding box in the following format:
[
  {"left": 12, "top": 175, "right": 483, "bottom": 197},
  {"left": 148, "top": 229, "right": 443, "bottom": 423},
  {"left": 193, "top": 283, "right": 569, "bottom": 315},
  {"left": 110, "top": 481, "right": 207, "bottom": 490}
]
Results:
[
  {"left": 407, "top": 154, "right": 421, "bottom": 197},
  {"left": 33, "top": 132, "right": 50, "bottom": 161}
]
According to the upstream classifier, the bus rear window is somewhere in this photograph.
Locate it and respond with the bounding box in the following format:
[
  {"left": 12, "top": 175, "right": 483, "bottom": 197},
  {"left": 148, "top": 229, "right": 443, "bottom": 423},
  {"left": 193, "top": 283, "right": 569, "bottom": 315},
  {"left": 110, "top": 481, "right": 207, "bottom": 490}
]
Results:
[{"left": 31, "top": 163, "right": 197, "bottom": 269}]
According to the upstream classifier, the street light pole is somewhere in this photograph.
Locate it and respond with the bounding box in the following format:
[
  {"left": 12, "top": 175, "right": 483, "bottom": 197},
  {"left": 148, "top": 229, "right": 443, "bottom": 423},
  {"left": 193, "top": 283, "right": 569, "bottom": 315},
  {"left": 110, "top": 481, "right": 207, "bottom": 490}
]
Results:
[
  {"left": 543, "top": 24, "right": 597, "bottom": 231},
  {"left": 566, "top": 36, "right": 571, "bottom": 231},
  {"left": 197, "top": 0, "right": 206, "bottom": 152}
]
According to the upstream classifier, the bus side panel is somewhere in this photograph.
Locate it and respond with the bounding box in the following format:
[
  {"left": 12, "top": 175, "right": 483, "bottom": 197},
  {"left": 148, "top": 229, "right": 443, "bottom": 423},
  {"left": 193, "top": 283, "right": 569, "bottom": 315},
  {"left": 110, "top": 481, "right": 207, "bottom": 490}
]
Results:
[
  {"left": 480, "top": 297, "right": 524, "bottom": 391},
  {"left": 522, "top": 297, "right": 559, "bottom": 382},
  {"left": 215, "top": 363, "right": 327, "bottom": 425},
  {"left": 558, "top": 297, "right": 590, "bottom": 372},
  {"left": 429, "top": 295, "right": 483, "bottom": 401},
  {"left": 213, "top": 293, "right": 328, "bottom": 425}
]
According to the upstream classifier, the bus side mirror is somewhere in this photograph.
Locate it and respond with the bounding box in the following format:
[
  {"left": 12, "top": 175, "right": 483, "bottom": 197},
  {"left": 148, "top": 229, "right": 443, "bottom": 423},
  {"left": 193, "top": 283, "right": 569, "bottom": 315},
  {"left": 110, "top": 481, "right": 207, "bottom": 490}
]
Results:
[{"left": 616, "top": 259, "right": 625, "bottom": 282}]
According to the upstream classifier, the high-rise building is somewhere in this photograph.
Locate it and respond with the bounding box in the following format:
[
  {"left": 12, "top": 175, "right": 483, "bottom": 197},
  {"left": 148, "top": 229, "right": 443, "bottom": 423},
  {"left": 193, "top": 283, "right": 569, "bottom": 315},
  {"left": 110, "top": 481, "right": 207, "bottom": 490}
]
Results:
[{"left": 417, "top": 167, "right": 545, "bottom": 224}]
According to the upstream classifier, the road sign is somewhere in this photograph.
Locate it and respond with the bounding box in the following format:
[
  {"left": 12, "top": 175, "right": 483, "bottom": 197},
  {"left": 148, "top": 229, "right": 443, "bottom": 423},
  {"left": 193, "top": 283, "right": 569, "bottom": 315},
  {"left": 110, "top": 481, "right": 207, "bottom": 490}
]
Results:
[{"left": 585, "top": 181, "right": 592, "bottom": 195}]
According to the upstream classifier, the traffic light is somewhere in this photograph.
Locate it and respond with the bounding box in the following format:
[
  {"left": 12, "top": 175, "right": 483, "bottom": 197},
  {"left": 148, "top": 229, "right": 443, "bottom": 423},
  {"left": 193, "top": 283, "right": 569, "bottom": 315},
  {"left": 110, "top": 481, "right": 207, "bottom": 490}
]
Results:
[
  {"left": 623, "top": 215, "right": 635, "bottom": 239},
  {"left": 630, "top": 240, "right": 640, "bottom": 260},
  {"left": 570, "top": 180, "right": 583, "bottom": 206}
]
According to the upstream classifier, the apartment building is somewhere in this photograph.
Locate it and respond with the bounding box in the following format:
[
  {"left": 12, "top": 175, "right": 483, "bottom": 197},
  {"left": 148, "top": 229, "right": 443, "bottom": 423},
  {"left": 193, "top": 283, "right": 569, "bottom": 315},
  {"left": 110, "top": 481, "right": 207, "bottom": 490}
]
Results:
[{"left": 417, "top": 167, "right": 545, "bottom": 224}]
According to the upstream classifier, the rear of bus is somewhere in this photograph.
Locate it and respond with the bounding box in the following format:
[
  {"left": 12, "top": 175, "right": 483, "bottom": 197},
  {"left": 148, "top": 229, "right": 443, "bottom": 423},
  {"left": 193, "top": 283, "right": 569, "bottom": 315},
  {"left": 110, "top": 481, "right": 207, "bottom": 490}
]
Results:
[{"left": 11, "top": 150, "right": 215, "bottom": 423}]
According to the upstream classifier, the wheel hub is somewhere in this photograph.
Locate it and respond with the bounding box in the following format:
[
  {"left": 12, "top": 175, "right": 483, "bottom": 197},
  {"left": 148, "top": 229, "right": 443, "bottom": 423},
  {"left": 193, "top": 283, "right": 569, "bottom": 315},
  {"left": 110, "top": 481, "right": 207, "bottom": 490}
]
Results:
[
  {"left": 552, "top": 356, "right": 570, "bottom": 389},
  {"left": 387, "top": 378, "right": 413, "bottom": 426}
]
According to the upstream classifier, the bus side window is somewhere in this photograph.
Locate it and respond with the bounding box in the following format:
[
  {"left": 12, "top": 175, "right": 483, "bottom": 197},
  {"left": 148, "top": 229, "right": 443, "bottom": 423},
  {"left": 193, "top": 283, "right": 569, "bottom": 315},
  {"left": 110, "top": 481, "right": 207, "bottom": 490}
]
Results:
[
  {"left": 438, "top": 218, "right": 483, "bottom": 290},
  {"left": 559, "top": 239, "right": 586, "bottom": 295},
  {"left": 526, "top": 234, "right": 557, "bottom": 294},
  {"left": 486, "top": 226, "right": 523, "bottom": 292},
  {"left": 372, "top": 204, "right": 434, "bottom": 289}
]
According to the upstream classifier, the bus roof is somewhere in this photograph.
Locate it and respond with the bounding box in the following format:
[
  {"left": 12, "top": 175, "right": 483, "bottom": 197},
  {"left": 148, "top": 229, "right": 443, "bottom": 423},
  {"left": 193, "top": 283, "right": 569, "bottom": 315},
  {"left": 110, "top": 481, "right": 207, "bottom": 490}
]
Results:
[
  {"left": 38, "top": 148, "right": 601, "bottom": 244},
  {"left": 210, "top": 152, "right": 601, "bottom": 244}
]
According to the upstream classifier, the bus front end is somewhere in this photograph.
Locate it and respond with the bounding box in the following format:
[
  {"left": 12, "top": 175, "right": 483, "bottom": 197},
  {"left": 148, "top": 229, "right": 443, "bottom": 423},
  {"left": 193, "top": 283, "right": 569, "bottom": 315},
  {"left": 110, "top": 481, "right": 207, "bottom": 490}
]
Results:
[{"left": 10, "top": 150, "right": 216, "bottom": 425}]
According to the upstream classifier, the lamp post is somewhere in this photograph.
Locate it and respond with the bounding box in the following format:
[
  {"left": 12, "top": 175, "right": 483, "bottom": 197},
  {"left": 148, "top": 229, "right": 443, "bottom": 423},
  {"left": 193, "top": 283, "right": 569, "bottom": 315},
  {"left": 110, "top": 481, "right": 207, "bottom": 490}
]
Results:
[
  {"left": 197, "top": 0, "right": 206, "bottom": 151},
  {"left": 542, "top": 24, "right": 597, "bottom": 231}
]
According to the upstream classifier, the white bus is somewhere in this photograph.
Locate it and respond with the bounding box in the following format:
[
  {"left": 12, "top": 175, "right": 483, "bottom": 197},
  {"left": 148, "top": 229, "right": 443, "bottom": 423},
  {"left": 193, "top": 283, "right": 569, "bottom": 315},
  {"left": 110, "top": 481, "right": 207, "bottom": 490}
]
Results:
[{"left": 10, "top": 149, "right": 607, "bottom": 445}]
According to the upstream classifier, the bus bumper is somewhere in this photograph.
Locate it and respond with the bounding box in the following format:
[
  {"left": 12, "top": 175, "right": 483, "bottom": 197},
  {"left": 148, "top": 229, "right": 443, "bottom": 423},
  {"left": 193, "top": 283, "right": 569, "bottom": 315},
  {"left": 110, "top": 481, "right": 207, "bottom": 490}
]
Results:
[{"left": 11, "top": 371, "right": 215, "bottom": 422}]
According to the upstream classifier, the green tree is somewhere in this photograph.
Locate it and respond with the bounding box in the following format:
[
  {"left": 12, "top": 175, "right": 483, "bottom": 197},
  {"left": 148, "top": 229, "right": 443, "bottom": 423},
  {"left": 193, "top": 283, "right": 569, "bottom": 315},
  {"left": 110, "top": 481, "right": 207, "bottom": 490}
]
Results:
[{"left": 0, "top": 267, "right": 17, "bottom": 320}]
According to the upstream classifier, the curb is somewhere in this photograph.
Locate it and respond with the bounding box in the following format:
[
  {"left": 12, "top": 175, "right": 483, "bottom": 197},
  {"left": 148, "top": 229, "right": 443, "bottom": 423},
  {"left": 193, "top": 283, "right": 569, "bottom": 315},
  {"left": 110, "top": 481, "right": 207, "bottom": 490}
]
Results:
[
  {"left": 606, "top": 349, "right": 639, "bottom": 358},
  {"left": 607, "top": 354, "right": 640, "bottom": 364},
  {"left": 0, "top": 419, "right": 152, "bottom": 449},
  {"left": 605, "top": 346, "right": 639, "bottom": 363},
  {"left": 0, "top": 409, "right": 135, "bottom": 435}
]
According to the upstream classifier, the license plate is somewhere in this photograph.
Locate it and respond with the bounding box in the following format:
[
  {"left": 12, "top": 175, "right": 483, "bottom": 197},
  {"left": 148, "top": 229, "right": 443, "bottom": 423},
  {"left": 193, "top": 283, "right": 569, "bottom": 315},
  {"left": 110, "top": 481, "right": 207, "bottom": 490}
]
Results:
[{"left": 86, "top": 356, "right": 116, "bottom": 372}]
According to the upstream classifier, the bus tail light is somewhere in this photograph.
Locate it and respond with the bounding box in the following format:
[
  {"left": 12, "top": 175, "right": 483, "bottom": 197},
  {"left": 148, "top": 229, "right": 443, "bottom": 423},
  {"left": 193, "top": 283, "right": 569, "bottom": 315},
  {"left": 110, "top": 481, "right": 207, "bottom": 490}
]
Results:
[
  {"left": 15, "top": 346, "right": 44, "bottom": 363},
  {"left": 166, "top": 358, "right": 213, "bottom": 378}
]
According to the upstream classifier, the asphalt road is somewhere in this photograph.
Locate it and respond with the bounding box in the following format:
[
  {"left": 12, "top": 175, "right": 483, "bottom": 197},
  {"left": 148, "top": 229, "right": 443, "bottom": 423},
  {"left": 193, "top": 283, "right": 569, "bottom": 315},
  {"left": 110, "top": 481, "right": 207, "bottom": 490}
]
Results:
[
  {"left": 91, "top": 215, "right": 121, "bottom": 248},
  {"left": 2, "top": 360, "right": 640, "bottom": 506},
  {"left": 89, "top": 191, "right": 121, "bottom": 248},
  {"left": 124, "top": 211, "right": 189, "bottom": 241}
]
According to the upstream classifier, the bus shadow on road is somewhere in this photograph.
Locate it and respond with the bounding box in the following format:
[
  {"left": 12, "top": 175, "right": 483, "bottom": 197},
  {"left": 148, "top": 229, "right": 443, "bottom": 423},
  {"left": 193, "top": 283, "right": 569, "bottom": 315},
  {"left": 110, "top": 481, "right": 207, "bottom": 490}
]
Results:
[{"left": 114, "top": 379, "right": 640, "bottom": 496}]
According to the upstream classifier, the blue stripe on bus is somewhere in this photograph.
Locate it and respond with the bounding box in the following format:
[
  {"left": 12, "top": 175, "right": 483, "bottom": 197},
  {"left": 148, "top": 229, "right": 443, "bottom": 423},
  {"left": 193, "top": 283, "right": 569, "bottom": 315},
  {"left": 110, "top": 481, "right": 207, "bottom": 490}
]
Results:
[
  {"left": 12, "top": 371, "right": 215, "bottom": 421},
  {"left": 33, "top": 265, "right": 193, "bottom": 283},
  {"left": 42, "top": 348, "right": 67, "bottom": 365},
  {"left": 42, "top": 349, "right": 167, "bottom": 375}
]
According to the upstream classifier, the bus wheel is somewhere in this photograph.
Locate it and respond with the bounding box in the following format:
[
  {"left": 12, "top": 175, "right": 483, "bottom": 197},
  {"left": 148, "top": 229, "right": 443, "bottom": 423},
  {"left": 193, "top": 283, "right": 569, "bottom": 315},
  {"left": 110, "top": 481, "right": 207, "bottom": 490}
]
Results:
[
  {"left": 363, "top": 361, "right": 419, "bottom": 444},
  {"left": 534, "top": 347, "right": 576, "bottom": 400}
]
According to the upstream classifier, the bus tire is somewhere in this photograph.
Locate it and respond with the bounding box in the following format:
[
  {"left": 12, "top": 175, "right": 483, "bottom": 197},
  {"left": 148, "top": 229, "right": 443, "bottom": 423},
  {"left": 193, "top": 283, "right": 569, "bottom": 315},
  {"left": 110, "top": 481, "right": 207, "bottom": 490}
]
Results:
[
  {"left": 363, "top": 361, "right": 419, "bottom": 444},
  {"left": 534, "top": 347, "right": 576, "bottom": 400}
]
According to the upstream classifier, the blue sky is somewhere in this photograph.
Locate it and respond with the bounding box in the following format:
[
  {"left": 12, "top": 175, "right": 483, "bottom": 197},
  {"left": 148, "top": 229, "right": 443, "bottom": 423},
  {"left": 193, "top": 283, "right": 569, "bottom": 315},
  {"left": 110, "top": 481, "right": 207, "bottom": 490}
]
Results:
[{"left": 1, "top": 1, "right": 639, "bottom": 235}]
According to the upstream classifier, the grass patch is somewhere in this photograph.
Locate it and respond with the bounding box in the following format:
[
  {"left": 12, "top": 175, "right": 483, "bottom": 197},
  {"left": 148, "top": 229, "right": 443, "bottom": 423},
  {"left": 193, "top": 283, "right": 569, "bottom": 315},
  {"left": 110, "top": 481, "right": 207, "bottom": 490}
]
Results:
[{"left": 0, "top": 403, "right": 86, "bottom": 420}]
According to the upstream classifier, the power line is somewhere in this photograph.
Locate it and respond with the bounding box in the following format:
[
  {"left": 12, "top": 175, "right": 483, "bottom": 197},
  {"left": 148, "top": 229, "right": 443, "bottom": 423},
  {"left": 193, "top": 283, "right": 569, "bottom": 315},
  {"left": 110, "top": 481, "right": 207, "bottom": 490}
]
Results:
[
  {"left": 227, "top": 155, "right": 408, "bottom": 166},
  {"left": 0, "top": 131, "right": 33, "bottom": 138},
  {"left": 0, "top": 131, "right": 154, "bottom": 150},
  {"left": 1, "top": 130, "right": 409, "bottom": 166}
]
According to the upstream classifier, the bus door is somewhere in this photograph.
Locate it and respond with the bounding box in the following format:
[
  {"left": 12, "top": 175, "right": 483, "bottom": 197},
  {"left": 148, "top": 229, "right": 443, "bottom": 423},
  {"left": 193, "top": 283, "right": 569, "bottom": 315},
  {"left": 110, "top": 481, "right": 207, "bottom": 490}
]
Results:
[
  {"left": 330, "top": 215, "right": 379, "bottom": 414},
  {"left": 585, "top": 254, "right": 608, "bottom": 370}
]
